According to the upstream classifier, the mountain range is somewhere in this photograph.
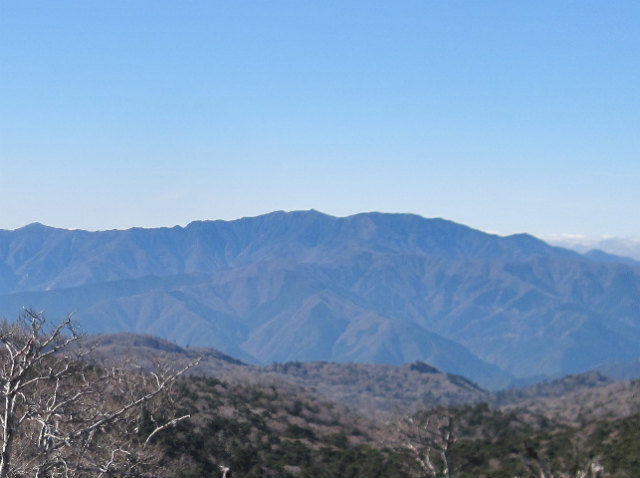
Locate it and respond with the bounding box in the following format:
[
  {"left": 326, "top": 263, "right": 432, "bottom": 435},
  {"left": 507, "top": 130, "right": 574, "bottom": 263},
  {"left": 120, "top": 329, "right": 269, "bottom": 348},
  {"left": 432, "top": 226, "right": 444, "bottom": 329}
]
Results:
[{"left": 1, "top": 210, "right": 640, "bottom": 389}]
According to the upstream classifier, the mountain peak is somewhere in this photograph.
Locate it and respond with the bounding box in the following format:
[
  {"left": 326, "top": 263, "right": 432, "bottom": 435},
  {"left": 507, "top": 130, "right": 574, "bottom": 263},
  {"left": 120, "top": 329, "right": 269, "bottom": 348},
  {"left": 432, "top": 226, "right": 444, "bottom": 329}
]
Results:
[
  {"left": 1, "top": 211, "right": 639, "bottom": 387},
  {"left": 16, "top": 222, "right": 51, "bottom": 231}
]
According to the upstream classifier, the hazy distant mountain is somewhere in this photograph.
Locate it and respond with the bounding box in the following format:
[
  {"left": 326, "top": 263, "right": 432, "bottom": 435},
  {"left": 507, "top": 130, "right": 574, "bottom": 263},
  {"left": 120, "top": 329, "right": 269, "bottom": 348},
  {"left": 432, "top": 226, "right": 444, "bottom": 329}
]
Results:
[
  {"left": 581, "top": 249, "right": 640, "bottom": 266},
  {"left": 542, "top": 234, "right": 640, "bottom": 262},
  {"left": 1, "top": 211, "right": 640, "bottom": 388}
]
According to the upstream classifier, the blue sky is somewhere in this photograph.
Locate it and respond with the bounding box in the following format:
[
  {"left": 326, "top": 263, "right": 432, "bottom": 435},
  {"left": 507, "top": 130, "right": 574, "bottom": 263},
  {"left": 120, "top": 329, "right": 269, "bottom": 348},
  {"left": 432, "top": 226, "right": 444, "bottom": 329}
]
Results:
[{"left": 1, "top": 1, "right": 639, "bottom": 236}]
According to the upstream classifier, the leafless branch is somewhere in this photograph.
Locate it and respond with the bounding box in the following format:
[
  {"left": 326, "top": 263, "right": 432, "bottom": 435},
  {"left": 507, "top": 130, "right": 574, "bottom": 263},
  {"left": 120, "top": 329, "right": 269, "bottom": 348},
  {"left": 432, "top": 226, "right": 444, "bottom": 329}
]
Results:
[{"left": 0, "top": 309, "right": 199, "bottom": 478}]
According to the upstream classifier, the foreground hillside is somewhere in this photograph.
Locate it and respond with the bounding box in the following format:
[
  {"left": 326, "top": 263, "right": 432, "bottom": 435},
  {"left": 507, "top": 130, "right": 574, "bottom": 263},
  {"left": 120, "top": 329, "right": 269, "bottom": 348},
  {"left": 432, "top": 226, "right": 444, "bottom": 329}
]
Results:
[
  {"left": 5, "top": 321, "right": 637, "bottom": 478},
  {"left": 2, "top": 211, "right": 640, "bottom": 386},
  {"left": 87, "top": 334, "right": 640, "bottom": 478},
  {"left": 159, "top": 375, "right": 640, "bottom": 478}
]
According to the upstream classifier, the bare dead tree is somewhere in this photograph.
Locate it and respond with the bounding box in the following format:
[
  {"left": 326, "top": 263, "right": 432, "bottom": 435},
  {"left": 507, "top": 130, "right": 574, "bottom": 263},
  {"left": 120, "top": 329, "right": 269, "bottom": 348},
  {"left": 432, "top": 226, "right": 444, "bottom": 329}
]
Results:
[
  {"left": 521, "top": 442, "right": 605, "bottom": 478},
  {"left": 522, "top": 442, "right": 554, "bottom": 478},
  {"left": 0, "top": 309, "right": 199, "bottom": 478},
  {"left": 395, "top": 407, "right": 459, "bottom": 478}
]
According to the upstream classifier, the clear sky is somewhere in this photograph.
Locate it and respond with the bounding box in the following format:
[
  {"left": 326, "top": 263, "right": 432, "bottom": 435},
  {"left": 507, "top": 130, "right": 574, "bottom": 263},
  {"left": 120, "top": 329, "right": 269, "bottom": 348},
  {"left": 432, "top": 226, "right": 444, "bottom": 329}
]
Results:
[{"left": 1, "top": 1, "right": 639, "bottom": 236}]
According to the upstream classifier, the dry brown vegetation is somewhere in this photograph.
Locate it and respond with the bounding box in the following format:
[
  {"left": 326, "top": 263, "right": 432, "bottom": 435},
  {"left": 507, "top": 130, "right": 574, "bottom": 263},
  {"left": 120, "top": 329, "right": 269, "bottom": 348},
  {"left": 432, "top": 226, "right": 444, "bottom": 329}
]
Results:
[{"left": 2, "top": 325, "right": 640, "bottom": 478}]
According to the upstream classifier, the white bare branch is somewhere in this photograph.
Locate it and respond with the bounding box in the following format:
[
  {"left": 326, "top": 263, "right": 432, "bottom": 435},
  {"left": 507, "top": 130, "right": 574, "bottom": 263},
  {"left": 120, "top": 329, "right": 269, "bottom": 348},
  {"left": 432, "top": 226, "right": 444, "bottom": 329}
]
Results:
[{"left": 0, "top": 309, "right": 199, "bottom": 478}]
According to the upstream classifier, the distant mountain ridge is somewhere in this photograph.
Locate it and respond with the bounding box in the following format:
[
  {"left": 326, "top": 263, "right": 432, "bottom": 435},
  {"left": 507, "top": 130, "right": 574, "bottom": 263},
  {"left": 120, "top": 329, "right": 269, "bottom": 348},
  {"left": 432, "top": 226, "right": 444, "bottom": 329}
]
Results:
[
  {"left": 1, "top": 210, "right": 640, "bottom": 388},
  {"left": 80, "top": 332, "right": 493, "bottom": 416},
  {"left": 543, "top": 234, "right": 640, "bottom": 262},
  {"left": 80, "top": 332, "right": 627, "bottom": 419}
]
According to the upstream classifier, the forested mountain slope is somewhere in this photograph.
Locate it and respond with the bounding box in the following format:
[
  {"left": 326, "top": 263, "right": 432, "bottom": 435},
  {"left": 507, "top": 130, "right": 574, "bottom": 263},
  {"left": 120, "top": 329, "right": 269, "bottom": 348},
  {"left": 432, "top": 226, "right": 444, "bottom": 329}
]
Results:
[
  {"left": 79, "top": 333, "right": 640, "bottom": 478},
  {"left": 2, "top": 211, "right": 640, "bottom": 386}
]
